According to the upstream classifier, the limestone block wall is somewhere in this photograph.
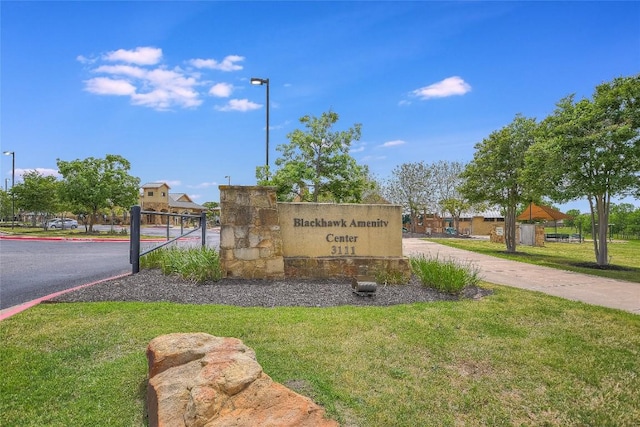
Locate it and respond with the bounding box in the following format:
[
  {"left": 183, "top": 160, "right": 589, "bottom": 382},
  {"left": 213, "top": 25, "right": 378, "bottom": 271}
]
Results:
[
  {"left": 284, "top": 257, "right": 411, "bottom": 282},
  {"left": 219, "top": 186, "right": 410, "bottom": 281},
  {"left": 219, "top": 186, "right": 284, "bottom": 279}
]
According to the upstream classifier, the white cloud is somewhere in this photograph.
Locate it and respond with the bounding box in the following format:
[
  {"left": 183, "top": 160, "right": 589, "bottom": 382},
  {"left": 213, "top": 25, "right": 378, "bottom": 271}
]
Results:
[
  {"left": 12, "top": 168, "right": 60, "bottom": 180},
  {"left": 84, "top": 77, "right": 136, "bottom": 95},
  {"left": 188, "top": 182, "right": 218, "bottom": 189},
  {"left": 268, "top": 120, "right": 291, "bottom": 131},
  {"left": 215, "top": 98, "right": 261, "bottom": 112},
  {"left": 189, "top": 55, "right": 245, "bottom": 71},
  {"left": 350, "top": 141, "right": 366, "bottom": 153},
  {"left": 93, "top": 64, "right": 147, "bottom": 79},
  {"left": 381, "top": 140, "right": 406, "bottom": 147},
  {"left": 156, "top": 180, "right": 181, "bottom": 187},
  {"left": 76, "top": 55, "right": 96, "bottom": 65},
  {"left": 131, "top": 89, "right": 202, "bottom": 110},
  {"left": 81, "top": 47, "right": 245, "bottom": 110},
  {"left": 361, "top": 155, "right": 387, "bottom": 162},
  {"left": 209, "top": 83, "right": 233, "bottom": 98},
  {"left": 104, "top": 47, "right": 163, "bottom": 65},
  {"left": 412, "top": 76, "right": 471, "bottom": 100}
]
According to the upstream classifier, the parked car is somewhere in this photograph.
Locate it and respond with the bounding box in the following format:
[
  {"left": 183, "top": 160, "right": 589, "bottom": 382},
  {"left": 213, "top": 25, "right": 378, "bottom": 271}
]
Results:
[{"left": 46, "top": 218, "right": 78, "bottom": 229}]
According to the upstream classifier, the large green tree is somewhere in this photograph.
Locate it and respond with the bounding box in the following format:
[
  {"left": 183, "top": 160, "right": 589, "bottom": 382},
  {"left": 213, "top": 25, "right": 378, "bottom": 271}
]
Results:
[
  {"left": 609, "top": 203, "right": 637, "bottom": 237},
  {"left": 460, "top": 114, "right": 538, "bottom": 252},
  {"left": 432, "top": 160, "right": 467, "bottom": 232},
  {"left": 11, "top": 170, "right": 60, "bottom": 227},
  {"left": 527, "top": 75, "right": 640, "bottom": 265},
  {"left": 57, "top": 154, "right": 140, "bottom": 232},
  {"left": 382, "top": 161, "right": 435, "bottom": 233},
  {"left": 258, "top": 110, "right": 370, "bottom": 202}
]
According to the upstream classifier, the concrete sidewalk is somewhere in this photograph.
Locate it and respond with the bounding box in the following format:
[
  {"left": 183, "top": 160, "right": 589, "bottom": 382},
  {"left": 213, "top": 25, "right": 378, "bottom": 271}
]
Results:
[{"left": 403, "top": 238, "right": 640, "bottom": 315}]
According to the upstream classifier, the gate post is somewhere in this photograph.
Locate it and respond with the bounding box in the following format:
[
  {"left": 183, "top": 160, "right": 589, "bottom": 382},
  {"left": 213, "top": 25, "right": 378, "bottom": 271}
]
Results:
[
  {"left": 201, "top": 211, "right": 207, "bottom": 247},
  {"left": 130, "top": 205, "right": 141, "bottom": 274}
]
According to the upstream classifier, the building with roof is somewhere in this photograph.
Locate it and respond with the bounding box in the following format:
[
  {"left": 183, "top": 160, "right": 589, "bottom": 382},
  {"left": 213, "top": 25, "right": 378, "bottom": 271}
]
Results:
[
  {"left": 139, "top": 182, "right": 207, "bottom": 225},
  {"left": 448, "top": 208, "right": 505, "bottom": 236}
]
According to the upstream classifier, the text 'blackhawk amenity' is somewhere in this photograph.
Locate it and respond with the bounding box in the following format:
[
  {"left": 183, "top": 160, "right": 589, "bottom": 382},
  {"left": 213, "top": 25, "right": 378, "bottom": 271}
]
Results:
[{"left": 293, "top": 218, "right": 389, "bottom": 228}]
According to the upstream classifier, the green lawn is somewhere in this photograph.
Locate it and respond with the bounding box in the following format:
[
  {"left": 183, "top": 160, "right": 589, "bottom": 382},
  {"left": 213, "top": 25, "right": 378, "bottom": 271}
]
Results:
[
  {"left": 2, "top": 287, "right": 639, "bottom": 426},
  {"left": 428, "top": 238, "right": 640, "bottom": 283}
]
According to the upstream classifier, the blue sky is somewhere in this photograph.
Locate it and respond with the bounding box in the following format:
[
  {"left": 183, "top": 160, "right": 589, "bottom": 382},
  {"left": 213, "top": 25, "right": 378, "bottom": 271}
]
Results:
[{"left": 1, "top": 1, "right": 639, "bottom": 212}]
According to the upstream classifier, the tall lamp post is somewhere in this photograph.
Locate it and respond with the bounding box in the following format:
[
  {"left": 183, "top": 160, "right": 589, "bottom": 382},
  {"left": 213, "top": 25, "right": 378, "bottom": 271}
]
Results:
[
  {"left": 250, "top": 77, "right": 270, "bottom": 177},
  {"left": 3, "top": 151, "right": 15, "bottom": 229}
]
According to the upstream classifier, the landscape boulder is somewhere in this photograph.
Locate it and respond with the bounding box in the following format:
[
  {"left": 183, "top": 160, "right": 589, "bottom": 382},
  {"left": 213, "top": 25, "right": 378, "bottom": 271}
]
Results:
[{"left": 146, "top": 332, "right": 338, "bottom": 427}]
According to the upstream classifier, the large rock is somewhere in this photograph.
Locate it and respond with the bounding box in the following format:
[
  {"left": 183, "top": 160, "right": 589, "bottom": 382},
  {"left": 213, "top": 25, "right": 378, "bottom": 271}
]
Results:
[{"left": 147, "top": 333, "right": 338, "bottom": 427}]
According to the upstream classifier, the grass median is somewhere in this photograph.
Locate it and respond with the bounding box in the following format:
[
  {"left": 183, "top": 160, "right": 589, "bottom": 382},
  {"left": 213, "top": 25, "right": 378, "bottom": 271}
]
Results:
[{"left": 2, "top": 285, "right": 639, "bottom": 426}]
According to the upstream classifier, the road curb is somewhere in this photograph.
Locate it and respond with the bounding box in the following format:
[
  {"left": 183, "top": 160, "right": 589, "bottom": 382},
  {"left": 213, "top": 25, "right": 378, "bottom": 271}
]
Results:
[
  {"left": 0, "top": 235, "right": 131, "bottom": 242},
  {"left": 0, "top": 272, "right": 131, "bottom": 321},
  {"left": 0, "top": 235, "right": 198, "bottom": 242}
]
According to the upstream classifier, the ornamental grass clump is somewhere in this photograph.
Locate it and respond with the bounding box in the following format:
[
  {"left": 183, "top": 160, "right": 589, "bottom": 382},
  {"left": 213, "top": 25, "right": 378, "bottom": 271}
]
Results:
[
  {"left": 410, "top": 254, "right": 480, "bottom": 294},
  {"left": 140, "top": 246, "right": 222, "bottom": 283}
]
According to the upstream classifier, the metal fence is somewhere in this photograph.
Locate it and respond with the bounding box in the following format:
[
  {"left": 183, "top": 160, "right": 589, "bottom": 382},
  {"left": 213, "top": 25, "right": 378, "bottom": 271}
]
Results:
[{"left": 129, "top": 205, "right": 207, "bottom": 274}]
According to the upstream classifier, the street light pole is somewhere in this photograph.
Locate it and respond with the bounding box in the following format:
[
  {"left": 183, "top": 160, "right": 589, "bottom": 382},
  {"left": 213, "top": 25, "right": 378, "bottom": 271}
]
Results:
[
  {"left": 251, "top": 77, "right": 270, "bottom": 178},
  {"left": 225, "top": 175, "right": 231, "bottom": 186},
  {"left": 3, "top": 151, "right": 15, "bottom": 229}
]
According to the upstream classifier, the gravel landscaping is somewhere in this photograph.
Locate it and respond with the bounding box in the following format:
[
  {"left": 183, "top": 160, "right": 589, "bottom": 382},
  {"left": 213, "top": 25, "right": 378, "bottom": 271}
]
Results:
[{"left": 48, "top": 269, "right": 492, "bottom": 307}]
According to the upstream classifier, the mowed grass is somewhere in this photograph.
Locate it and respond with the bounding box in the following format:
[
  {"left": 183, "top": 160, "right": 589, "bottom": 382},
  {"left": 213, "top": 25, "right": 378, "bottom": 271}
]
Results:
[
  {"left": 429, "top": 238, "right": 640, "bottom": 283},
  {"left": 2, "top": 287, "right": 639, "bottom": 426}
]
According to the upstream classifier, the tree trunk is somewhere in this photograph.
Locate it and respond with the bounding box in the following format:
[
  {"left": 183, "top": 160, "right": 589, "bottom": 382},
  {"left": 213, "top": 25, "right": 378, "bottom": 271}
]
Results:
[
  {"left": 588, "top": 197, "right": 600, "bottom": 261},
  {"left": 505, "top": 205, "right": 517, "bottom": 253},
  {"left": 410, "top": 210, "right": 418, "bottom": 233},
  {"left": 595, "top": 194, "right": 610, "bottom": 266}
]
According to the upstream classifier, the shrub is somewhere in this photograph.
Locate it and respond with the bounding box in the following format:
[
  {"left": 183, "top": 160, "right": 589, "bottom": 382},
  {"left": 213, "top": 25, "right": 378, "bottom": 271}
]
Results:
[
  {"left": 140, "top": 246, "right": 222, "bottom": 284},
  {"left": 410, "top": 254, "right": 480, "bottom": 294}
]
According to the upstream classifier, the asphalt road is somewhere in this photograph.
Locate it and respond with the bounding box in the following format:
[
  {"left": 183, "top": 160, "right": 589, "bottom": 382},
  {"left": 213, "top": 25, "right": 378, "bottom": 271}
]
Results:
[
  {"left": 0, "top": 239, "right": 131, "bottom": 309},
  {"left": 0, "top": 227, "right": 221, "bottom": 309}
]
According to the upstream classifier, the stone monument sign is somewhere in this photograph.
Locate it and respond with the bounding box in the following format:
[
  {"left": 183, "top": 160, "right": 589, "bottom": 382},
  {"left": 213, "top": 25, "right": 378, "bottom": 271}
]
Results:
[
  {"left": 220, "top": 186, "right": 410, "bottom": 280},
  {"left": 278, "top": 203, "right": 403, "bottom": 258}
]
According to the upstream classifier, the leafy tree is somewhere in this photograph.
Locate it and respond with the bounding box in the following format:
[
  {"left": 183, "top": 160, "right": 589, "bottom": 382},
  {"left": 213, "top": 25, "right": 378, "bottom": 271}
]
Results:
[
  {"left": 0, "top": 189, "right": 12, "bottom": 222},
  {"left": 609, "top": 203, "right": 637, "bottom": 236},
  {"left": 383, "top": 161, "right": 435, "bottom": 233},
  {"left": 57, "top": 154, "right": 140, "bottom": 232},
  {"left": 360, "top": 172, "right": 388, "bottom": 204},
  {"left": 202, "top": 201, "right": 220, "bottom": 224},
  {"left": 627, "top": 205, "right": 640, "bottom": 236},
  {"left": 432, "top": 161, "right": 465, "bottom": 207},
  {"left": 440, "top": 198, "right": 471, "bottom": 233},
  {"left": 564, "top": 209, "right": 582, "bottom": 230},
  {"left": 526, "top": 75, "right": 640, "bottom": 265},
  {"left": 11, "top": 170, "right": 61, "bottom": 227},
  {"left": 433, "top": 160, "right": 467, "bottom": 232},
  {"left": 258, "top": 110, "right": 370, "bottom": 202},
  {"left": 460, "top": 114, "right": 538, "bottom": 252}
]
